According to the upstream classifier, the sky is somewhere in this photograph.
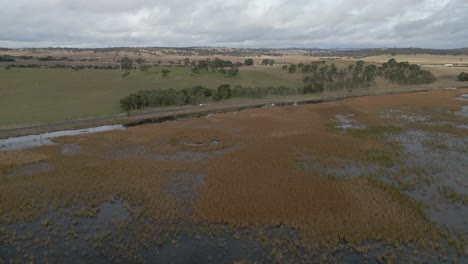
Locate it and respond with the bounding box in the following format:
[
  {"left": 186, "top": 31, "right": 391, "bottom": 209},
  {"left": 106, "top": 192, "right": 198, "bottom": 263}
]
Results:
[{"left": 0, "top": 0, "right": 467, "bottom": 49}]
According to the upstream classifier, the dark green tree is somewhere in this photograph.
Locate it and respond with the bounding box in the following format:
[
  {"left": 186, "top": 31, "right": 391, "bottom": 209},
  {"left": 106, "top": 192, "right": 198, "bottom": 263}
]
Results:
[
  {"left": 244, "top": 58, "right": 254, "bottom": 66},
  {"left": 214, "top": 84, "right": 231, "bottom": 101},
  {"left": 121, "top": 70, "right": 130, "bottom": 80},
  {"left": 120, "top": 56, "right": 133, "bottom": 70},
  {"left": 161, "top": 69, "right": 171, "bottom": 78},
  {"left": 288, "top": 64, "right": 297, "bottom": 73},
  {"left": 458, "top": 72, "right": 468, "bottom": 81}
]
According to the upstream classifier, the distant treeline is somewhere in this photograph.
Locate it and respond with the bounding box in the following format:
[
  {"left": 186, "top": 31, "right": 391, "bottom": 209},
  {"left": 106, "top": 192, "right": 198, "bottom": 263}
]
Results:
[
  {"left": 308, "top": 48, "right": 468, "bottom": 57},
  {"left": 119, "top": 85, "right": 308, "bottom": 112},
  {"left": 0, "top": 55, "right": 15, "bottom": 62},
  {"left": 4, "top": 64, "right": 121, "bottom": 70},
  {"left": 282, "top": 59, "right": 436, "bottom": 93},
  {"left": 380, "top": 59, "right": 436, "bottom": 85},
  {"left": 0, "top": 47, "right": 286, "bottom": 57},
  {"left": 189, "top": 58, "right": 241, "bottom": 76}
]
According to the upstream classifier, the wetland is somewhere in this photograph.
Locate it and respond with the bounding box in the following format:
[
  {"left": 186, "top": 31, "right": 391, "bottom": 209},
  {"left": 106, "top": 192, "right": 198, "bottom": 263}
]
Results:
[{"left": 1, "top": 89, "right": 467, "bottom": 263}]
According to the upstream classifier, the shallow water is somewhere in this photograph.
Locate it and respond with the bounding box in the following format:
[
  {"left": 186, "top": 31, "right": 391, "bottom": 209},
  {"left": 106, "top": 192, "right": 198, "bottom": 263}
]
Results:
[
  {"left": 165, "top": 172, "right": 206, "bottom": 201},
  {"left": 455, "top": 94, "right": 468, "bottom": 102},
  {"left": 0, "top": 125, "right": 125, "bottom": 151},
  {"left": 456, "top": 106, "right": 468, "bottom": 117},
  {"left": 332, "top": 114, "right": 366, "bottom": 130},
  {"left": 390, "top": 129, "right": 468, "bottom": 230},
  {"left": 9, "top": 161, "right": 53, "bottom": 176}
]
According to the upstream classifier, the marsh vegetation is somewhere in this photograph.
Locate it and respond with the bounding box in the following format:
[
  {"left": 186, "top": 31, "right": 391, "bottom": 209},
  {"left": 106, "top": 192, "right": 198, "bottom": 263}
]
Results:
[{"left": 0, "top": 88, "right": 467, "bottom": 263}]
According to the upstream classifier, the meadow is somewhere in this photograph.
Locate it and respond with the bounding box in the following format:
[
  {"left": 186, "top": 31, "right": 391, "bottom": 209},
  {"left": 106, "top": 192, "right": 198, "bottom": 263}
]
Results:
[
  {"left": 0, "top": 66, "right": 303, "bottom": 127},
  {"left": 361, "top": 54, "right": 468, "bottom": 65}
]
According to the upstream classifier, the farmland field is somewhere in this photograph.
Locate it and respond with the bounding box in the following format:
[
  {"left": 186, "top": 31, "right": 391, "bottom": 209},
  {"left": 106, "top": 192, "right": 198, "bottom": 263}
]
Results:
[
  {"left": 0, "top": 57, "right": 466, "bottom": 129},
  {"left": 361, "top": 54, "right": 468, "bottom": 65},
  {"left": 0, "top": 66, "right": 303, "bottom": 127},
  {"left": 1, "top": 88, "right": 467, "bottom": 263}
]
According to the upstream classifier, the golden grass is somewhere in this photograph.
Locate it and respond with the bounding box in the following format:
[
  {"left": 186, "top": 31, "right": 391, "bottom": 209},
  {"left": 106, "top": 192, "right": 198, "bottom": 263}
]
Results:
[
  {"left": 361, "top": 54, "right": 468, "bottom": 65},
  {"left": 0, "top": 149, "right": 50, "bottom": 167}
]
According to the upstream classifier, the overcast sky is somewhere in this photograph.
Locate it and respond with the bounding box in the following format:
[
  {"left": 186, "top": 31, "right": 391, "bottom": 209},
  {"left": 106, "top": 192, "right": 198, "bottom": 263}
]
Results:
[{"left": 0, "top": 0, "right": 467, "bottom": 49}]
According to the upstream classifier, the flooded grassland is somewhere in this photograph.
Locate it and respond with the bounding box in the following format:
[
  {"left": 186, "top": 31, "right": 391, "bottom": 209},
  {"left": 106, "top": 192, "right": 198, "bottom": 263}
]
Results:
[{"left": 1, "top": 89, "right": 467, "bottom": 263}]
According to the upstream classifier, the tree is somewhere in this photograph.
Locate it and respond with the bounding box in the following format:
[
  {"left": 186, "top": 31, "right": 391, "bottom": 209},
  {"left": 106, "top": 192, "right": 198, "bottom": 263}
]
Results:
[
  {"left": 244, "top": 58, "right": 254, "bottom": 66},
  {"left": 141, "top": 65, "right": 150, "bottom": 75},
  {"left": 261, "top": 59, "right": 274, "bottom": 66},
  {"left": 288, "top": 64, "right": 297, "bottom": 73},
  {"left": 228, "top": 67, "right": 239, "bottom": 76},
  {"left": 214, "top": 84, "right": 231, "bottom": 101},
  {"left": 161, "top": 69, "right": 171, "bottom": 78},
  {"left": 120, "top": 56, "right": 133, "bottom": 70},
  {"left": 121, "top": 70, "right": 130, "bottom": 80},
  {"left": 457, "top": 72, "right": 468, "bottom": 81}
]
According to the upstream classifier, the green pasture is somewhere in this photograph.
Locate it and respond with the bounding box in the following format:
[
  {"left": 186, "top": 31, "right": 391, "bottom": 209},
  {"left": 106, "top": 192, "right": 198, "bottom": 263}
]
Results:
[{"left": 0, "top": 66, "right": 303, "bottom": 126}]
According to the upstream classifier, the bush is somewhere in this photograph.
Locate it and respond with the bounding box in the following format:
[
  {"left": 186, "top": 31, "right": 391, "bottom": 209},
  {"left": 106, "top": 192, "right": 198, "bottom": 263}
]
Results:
[
  {"left": 244, "top": 58, "right": 254, "bottom": 66},
  {"left": 0, "top": 55, "right": 15, "bottom": 62},
  {"left": 458, "top": 72, "right": 468, "bottom": 81}
]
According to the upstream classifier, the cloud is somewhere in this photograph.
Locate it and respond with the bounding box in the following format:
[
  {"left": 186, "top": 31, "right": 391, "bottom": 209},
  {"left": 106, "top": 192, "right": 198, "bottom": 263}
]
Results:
[{"left": 0, "top": 0, "right": 466, "bottom": 48}]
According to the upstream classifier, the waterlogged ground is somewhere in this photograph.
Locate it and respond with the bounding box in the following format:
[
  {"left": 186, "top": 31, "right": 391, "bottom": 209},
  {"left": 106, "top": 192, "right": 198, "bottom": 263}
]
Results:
[{"left": 1, "top": 89, "right": 467, "bottom": 263}]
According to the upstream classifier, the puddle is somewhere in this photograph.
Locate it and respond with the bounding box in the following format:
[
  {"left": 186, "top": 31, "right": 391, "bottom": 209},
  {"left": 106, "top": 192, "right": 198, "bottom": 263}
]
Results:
[
  {"left": 0, "top": 125, "right": 125, "bottom": 151},
  {"left": 150, "top": 145, "right": 240, "bottom": 163},
  {"left": 455, "top": 94, "right": 468, "bottom": 102},
  {"left": 9, "top": 161, "right": 53, "bottom": 176},
  {"left": 165, "top": 172, "right": 205, "bottom": 201},
  {"left": 0, "top": 200, "right": 130, "bottom": 263},
  {"left": 61, "top": 144, "right": 81, "bottom": 156},
  {"left": 299, "top": 128, "right": 468, "bottom": 230},
  {"left": 332, "top": 114, "right": 366, "bottom": 130},
  {"left": 379, "top": 110, "right": 429, "bottom": 122},
  {"left": 455, "top": 106, "right": 468, "bottom": 117},
  {"left": 389, "top": 129, "right": 468, "bottom": 230},
  {"left": 111, "top": 146, "right": 147, "bottom": 159},
  {"left": 181, "top": 139, "right": 220, "bottom": 148},
  {"left": 296, "top": 156, "right": 380, "bottom": 178}
]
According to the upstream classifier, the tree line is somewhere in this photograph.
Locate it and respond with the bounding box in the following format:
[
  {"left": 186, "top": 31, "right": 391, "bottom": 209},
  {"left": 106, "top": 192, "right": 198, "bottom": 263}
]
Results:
[
  {"left": 120, "top": 84, "right": 234, "bottom": 112},
  {"left": 119, "top": 82, "right": 331, "bottom": 112},
  {"left": 188, "top": 58, "right": 240, "bottom": 76},
  {"left": 283, "top": 59, "right": 436, "bottom": 93}
]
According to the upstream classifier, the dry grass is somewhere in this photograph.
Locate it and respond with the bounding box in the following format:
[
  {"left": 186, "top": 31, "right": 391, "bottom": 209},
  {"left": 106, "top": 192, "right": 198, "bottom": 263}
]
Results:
[
  {"left": 361, "top": 54, "right": 468, "bottom": 65},
  {"left": 0, "top": 149, "right": 50, "bottom": 167},
  {"left": 1, "top": 88, "right": 466, "bottom": 249}
]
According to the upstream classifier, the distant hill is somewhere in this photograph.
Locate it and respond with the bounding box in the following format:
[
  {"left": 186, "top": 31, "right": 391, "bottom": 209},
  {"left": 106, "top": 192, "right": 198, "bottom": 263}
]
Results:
[{"left": 1, "top": 46, "right": 467, "bottom": 58}]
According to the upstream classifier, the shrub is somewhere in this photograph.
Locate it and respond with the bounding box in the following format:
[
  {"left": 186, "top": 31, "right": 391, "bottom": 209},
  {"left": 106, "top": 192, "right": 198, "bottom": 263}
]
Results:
[{"left": 458, "top": 72, "right": 468, "bottom": 81}]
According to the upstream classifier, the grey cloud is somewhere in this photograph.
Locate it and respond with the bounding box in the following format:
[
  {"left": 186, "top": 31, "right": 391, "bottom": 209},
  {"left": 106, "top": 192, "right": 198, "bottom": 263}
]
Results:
[{"left": 0, "top": 0, "right": 466, "bottom": 48}]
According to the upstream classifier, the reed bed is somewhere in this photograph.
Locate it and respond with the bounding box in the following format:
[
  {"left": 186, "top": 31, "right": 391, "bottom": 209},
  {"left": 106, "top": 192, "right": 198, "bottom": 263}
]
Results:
[{"left": 1, "top": 88, "right": 466, "bottom": 251}]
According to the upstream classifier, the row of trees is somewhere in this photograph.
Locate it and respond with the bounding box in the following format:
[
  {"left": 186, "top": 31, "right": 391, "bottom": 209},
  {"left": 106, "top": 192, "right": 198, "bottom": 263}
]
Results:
[
  {"left": 300, "top": 60, "right": 378, "bottom": 92},
  {"left": 380, "top": 58, "right": 436, "bottom": 85},
  {"left": 0, "top": 55, "right": 15, "bottom": 62},
  {"left": 261, "top": 59, "right": 275, "bottom": 66},
  {"left": 4, "top": 64, "right": 121, "bottom": 70},
  {"left": 189, "top": 58, "right": 240, "bottom": 76},
  {"left": 291, "top": 58, "right": 437, "bottom": 92},
  {"left": 119, "top": 83, "right": 329, "bottom": 112},
  {"left": 120, "top": 84, "right": 233, "bottom": 112}
]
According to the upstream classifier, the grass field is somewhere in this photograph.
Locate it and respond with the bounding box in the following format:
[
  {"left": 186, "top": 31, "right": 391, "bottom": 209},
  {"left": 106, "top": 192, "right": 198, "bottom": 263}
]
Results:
[
  {"left": 361, "top": 54, "right": 468, "bottom": 65},
  {"left": 1, "top": 55, "right": 466, "bottom": 128},
  {"left": 0, "top": 66, "right": 303, "bottom": 126}
]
